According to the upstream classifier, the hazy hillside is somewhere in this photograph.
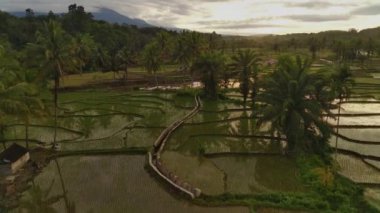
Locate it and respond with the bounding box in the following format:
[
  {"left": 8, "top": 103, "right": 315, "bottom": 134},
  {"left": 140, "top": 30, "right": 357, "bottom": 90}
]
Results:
[
  {"left": 9, "top": 7, "right": 154, "bottom": 28},
  {"left": 92, "top": 7, "right": 153, "bottom": 28}
]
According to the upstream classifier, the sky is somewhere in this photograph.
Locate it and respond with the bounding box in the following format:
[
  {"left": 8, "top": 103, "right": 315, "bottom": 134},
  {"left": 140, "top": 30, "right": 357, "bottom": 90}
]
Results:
[{"left": 1, "top": 0, "right": 380, "bottom": 35}]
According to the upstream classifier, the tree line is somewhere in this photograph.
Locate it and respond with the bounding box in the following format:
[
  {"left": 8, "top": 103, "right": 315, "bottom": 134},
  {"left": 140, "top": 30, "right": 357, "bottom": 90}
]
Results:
[{"left": 0, "top": 3, "right": 363, "bottom": 158}]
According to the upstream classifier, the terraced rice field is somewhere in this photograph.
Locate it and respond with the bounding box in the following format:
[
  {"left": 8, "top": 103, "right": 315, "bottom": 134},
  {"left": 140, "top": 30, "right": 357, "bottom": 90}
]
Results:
[
  {"left": 330, "top": 74, "right": 380, "bottom": 209},
  {"left": 8, "top": 72, "right": 380, "bottom": 211}
]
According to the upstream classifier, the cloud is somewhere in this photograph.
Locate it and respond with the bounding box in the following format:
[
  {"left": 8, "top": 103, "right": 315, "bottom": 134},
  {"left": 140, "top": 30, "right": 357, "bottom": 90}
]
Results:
[
  {"left": 197, "top": 18, "right": 283, "bottom": 30},
  {"left": 351, "top": 4, "right": 380, "bottom": 15},
  {"left": 284, "top": 1, "right": 334, "bottom": 9},
  {"left": 286, "top": 14, "right": 352, "bottom": 22},
  {"left": 212, "top": 23, "right": 282, "bottom": 29},
  {"left": 284, "top": 1, "right": 357, "bottom": 9}
]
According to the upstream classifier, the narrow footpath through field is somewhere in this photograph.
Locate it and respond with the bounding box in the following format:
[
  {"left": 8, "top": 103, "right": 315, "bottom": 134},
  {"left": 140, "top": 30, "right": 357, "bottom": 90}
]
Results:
[{"left": 148, "top": 96, "right": 202, "bottom": 199}]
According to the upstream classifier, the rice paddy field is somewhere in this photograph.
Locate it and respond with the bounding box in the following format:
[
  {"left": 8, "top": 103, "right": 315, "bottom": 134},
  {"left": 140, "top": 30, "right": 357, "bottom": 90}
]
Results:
[
  {"left": 3, "top": 60, "right": 380, "bottom": 212},
  {"left": 330, "top": 63, "right": 380, "bottom": 209}
]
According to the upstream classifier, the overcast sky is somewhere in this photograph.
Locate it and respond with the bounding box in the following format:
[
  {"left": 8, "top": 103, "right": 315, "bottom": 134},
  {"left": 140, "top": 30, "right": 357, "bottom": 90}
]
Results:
[{"left": 1, "top": 0, "right": 380, "bottom": 35}]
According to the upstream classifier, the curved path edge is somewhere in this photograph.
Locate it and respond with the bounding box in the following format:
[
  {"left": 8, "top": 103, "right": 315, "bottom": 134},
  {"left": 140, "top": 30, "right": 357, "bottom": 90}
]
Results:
[{"left": 148, "top": 95, "right": 202, "bottom": 199}]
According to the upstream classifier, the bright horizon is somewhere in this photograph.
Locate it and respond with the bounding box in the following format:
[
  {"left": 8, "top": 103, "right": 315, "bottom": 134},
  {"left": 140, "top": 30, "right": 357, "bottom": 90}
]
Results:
[{"left": 1, "top": 0, "right": 380, "bottom": 35}]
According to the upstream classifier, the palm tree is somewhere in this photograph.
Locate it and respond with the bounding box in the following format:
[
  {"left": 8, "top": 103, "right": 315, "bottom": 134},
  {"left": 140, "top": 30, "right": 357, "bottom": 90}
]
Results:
[
  {"left": 30, "top": 20, "right": 71, "bottom": 147},
  {"left": 116, "top": 46, "right": 135, "bottom": 84},
  {"left": 174, "top": 31, "right": 205, "bottom": 80},
  {"left": 0, "top": 44, "right": 46, "bottom": 149},
  {"left": 257, "top": 55, "right": 332, "bottom": 155},
  {"left": 193, "top": 52, "right": 225, "bottom": 99},
  {"left": 155, "top": 31, "right": 170, "bottom": 52},
  {"left": 231, "top": 49, "right": 261, "bottom": 106},
  {"left": 69, "top": 33, "right": 96, "bottom": 75},
  {"left": 0, "top": 72, "right": 45, "bottom": 148},
  {"left": 331, "top": 64, "right": 354, "bottom": 159},
  {"left": 309, "top": 37, "right": 319, "bottom": 59},
  {"left": 0, "top": 70, "right": 27, "bottom": 149},
  {"left": 142, "top": 42, "right": 161, "bottom": 86},
  {"left": 20, "top": 89, "right": 46, "bottom": 149}
]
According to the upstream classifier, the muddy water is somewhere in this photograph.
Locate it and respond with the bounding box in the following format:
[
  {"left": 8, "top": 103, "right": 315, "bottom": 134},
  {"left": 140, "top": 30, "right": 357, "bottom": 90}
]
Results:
[{"left": 19, "top": 156, "right": 249, "bottom": 213}]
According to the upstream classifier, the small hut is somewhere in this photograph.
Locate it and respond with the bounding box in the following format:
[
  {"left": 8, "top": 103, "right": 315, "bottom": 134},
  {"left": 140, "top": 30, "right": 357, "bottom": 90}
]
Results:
[{"left": 0, "top": 144, "right": 30, "bottom": 176}]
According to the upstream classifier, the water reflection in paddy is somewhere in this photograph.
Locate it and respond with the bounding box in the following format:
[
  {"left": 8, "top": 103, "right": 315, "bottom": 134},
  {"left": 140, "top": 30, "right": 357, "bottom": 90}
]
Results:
[
  {"left": 339, "top": 129, "right": 380, "bottom": 143},
  {"left": 19, "top": 155, "right": 249, "bottom": 213},
  {"left": 336, "top": 154, "right": 380, "bottom": 184},
  {"left": 330, "top": 137, "right": 380, "bottom": 157},
  {"left": 161, "top": 152, "right": 304, "bottom": 195}
]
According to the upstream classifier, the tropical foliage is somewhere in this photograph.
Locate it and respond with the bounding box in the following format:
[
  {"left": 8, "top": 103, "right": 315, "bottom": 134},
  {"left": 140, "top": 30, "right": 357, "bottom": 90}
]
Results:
[
  {"left": 193, "top": 52, "right": 226, "bottom": 99},
  {"left": 257, "top": 55, "right": 333, "bottom": 155},
  {"left": 231, "top": 49, "right": 261, "bottom": 106}
]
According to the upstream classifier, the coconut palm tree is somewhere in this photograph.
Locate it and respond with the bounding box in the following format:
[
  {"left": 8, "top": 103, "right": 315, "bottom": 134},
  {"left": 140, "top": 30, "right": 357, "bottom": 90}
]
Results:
[
  {"left": 142, "top": 42, "right": 161, "bottom": 86},
  {"left": 0, "top": 70, "right": 45, "bottom": 148},
  {"left": 116, "top": 46, "right": 136, "bottom": 84},
  {"left": 193, "top": 52, "right": 226, "bottom": 99},
  {"left": 155, "top": 31, "right": 170, "bottom": 52},
  {"left": 174, "top": 31, "right": 205, "bottom": 79},
  {"left": 29, "top": 20, "right": 71, "bottom": 147},
  {"left": 331, "top": 64, "right": 354, "bottom": 159},
  {"left": 231, "top": 49, "right": 261, "bottom": 106},
  {"left": 0, "top": 43, "right": 46, "bottom": 149},
  {"left": 69, "top": 33, "right": 96, "bottom": 75},
  {"left": 0, "top": 70, "right": 23, "bottom": 149},
  {"left": 257, "top": 55, "right": 332, "bottom": 155}
]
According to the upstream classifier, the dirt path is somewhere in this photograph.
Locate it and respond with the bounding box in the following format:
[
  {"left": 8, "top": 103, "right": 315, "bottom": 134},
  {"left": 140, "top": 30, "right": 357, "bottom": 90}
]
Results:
[{"left": 148, "top": 96, "right": 202, "bottom": 199}]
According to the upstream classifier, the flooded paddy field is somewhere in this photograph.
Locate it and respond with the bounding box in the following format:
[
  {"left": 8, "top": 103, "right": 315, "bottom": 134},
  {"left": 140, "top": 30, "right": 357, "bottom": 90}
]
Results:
[
  {"left": 329, "top": 75, "right": 380, "bottom": 209},
  {"left": 3, "top": 84, "right": 380, "bottom": 212},
  {"left": 17, "top": 156, "right": 249, "bottom": 213}
]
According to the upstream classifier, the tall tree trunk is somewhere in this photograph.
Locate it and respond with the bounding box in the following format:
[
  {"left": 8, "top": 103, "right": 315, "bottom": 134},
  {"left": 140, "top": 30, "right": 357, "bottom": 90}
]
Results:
[
  {"left": 124, "top": 66, "right": 128, "bottom": 84},
  {"left": 54, "top": 159, "right": 70, "bottom": 213},
  {"left": 54, "top": 73, "right": 58, "bottom": 147},
  {"left": 25, "top": 118, "right": 29, "bottom": 149},
  {"left": 335, "top": 97, "right": 342, "bottom": 160},
  {"left": 0, "top": 126, "right": 5, "bottom": 150},
  {"left": 251, "top": 82, "right": 257, "bottom": 107},
  {"left": 154, "top": 72, "right": 158, "bottom": 87},
  {"left": 54, "top": 62, "right": 62, "bottom": 148}
]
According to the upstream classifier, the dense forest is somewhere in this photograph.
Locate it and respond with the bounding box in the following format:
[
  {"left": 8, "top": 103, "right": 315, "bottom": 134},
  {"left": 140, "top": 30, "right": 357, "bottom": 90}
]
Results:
[
  {"left": 0, "top": 4, "right": 225, "bottom": 76},
  {"left": 1, "top": 4, "right": 380, "bottom": 212},
  {"left": 228, "top": 27, "right": 380, "bottom": 61},
  {"left": 1, "top": 4, "right": 380, "bottom": 78}
]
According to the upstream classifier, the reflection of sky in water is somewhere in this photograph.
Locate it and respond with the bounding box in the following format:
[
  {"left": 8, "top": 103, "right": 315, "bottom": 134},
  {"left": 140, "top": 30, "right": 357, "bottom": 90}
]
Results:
[
  {"left": 371, "top": 73, "right": 380, "bottom": 79},
  {"left": 328, "top": 116, "right": 380, "bottom": 126},
  {"left": 161, "top": 152, "right": 303, "bottom": 195},
  {"left": 337, "top": 154, "right": 380, "bottom": 184},
  {"left": 322, "top": 98, "right": 380, "bottom": 188},
  {"left": 20, "top": 156, "right": 248, "bottom": 213},
  {"left": 330, "top": 138, "right": 380, "bottom": 157},
  {"left": 340, "top": 103, "right": 380, "bottom": 114}
]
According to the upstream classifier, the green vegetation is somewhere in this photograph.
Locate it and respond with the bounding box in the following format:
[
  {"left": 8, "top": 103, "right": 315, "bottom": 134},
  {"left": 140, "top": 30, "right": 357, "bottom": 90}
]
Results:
[{"left": 1, "top": 4, "right": 380, "bottom": 213}]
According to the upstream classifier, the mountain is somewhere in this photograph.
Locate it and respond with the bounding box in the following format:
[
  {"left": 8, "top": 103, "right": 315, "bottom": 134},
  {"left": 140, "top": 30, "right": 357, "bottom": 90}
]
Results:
[
  {"left": 9, "top": 11, "right": 47, "bottom": 17},
  {"left": 92, "top": 7, "right": 153, "bottom": 28},
  {"left": 9, "top": 7, "right": 154, "bottom": 28}
]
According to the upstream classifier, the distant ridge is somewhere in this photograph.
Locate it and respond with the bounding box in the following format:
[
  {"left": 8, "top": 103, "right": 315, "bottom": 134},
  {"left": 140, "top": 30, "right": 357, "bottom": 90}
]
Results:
[
  {"left": 9, "top": 7, "right": 154, "bottom": 28},
  {"left": 92, "top": 7, "right": 153, "bottom": 28}
]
